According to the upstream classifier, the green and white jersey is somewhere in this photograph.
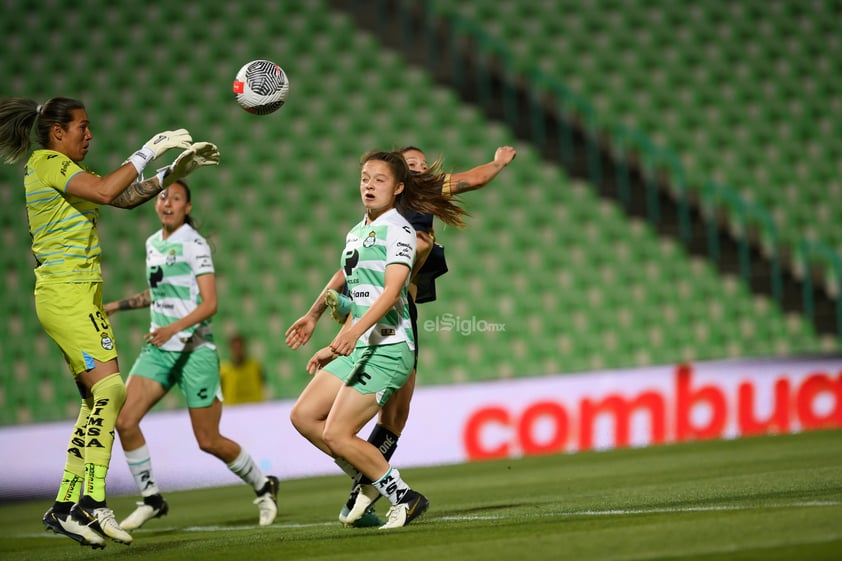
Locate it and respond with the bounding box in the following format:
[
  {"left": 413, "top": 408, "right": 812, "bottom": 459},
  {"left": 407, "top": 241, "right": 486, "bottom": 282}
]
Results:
[
  {"left": 145, "top": 223, "right": 215, "bottom": 352},
  {"left": 342, "top": 208, "right": 416, "bottom": 349}
]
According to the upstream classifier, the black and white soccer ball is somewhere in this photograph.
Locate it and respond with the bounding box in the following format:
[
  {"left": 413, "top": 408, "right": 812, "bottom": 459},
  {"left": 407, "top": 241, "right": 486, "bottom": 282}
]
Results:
[{"left": 232, "top": 59, "right": 290, "bottom": 115}]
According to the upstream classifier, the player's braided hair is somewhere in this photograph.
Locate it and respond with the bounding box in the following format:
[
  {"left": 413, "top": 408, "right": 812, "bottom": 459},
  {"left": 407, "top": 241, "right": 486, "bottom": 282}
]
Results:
[{"left": 361, "top": 150, "right": 467, "bottom": 228}]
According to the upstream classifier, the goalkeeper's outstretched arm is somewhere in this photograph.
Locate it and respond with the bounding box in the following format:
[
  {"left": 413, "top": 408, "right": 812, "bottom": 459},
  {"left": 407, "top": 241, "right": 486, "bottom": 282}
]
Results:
[
  {"left": 109, "top": 177, "right": 167, "bottom": 209},
  {"left": 66, "top": 128, "right": 194, "bottom": 208},
  {"left": 111, "top": 141, "right": 221, "bottom": 209}
]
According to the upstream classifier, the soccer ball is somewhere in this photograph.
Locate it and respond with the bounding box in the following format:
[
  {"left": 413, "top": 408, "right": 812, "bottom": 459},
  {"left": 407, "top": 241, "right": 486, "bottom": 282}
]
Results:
[{"left": 232, "top": 60, "right": 290, "bottom": 115}]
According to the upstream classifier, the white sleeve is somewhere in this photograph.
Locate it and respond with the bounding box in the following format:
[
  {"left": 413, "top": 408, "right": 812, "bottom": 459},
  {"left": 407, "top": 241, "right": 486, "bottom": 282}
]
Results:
[
  {"left": 386, "top": 222, "right": 416, "bottom": 269},
  {"left": 185, "top": 235, "right": 215, "bottom": 276}
]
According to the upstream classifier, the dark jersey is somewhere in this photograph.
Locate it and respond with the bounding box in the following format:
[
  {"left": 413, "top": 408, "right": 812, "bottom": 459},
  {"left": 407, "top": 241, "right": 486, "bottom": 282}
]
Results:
[{"left": 397, "top": 173, "right": 452, "bottom": 303}]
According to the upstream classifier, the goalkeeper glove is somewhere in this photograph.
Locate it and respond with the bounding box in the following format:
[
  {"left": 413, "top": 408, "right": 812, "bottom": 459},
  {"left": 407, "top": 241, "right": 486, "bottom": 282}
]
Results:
[
  {"left": 155, "top": 142, "right": 221, "bottom": 187},
  {"left": 125, "top": 129, "right": 193, "bottom": 174}
]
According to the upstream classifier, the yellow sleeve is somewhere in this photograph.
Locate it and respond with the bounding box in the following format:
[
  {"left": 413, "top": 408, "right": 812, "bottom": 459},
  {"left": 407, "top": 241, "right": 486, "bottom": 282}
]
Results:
[{"left": 441, "top": 174, "right": 452, "bottom": 197}]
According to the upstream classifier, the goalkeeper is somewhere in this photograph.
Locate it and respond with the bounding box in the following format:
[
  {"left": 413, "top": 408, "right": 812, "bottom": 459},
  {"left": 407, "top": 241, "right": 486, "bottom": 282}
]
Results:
[{"left": 0, "top": 96, "right": 219, "bottom": 549}]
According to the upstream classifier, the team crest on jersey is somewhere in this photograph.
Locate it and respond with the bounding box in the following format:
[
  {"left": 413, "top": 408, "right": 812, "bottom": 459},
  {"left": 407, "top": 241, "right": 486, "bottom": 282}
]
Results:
[
  {"left": 363, "top": 231, "right": 376, "bottom": 248},
  {"left": 100, "top": 333, "right": 114, "bottom": 351},
  {"left": 166, "top": 249, "right": 176, "bottom": 266}
]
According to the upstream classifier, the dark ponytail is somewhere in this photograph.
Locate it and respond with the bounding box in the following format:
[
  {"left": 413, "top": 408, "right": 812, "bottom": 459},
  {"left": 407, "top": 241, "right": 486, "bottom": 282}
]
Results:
[{"left": 0, "top": 96, "right": 85, "bottom": 164}]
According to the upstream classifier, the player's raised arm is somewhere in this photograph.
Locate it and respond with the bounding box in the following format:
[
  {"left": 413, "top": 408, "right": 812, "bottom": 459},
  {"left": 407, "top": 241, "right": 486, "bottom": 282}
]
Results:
[
  {"left": 109, "top": 142, "right": 221, "bottom": 209},
  {"left": 449, "top": 145, "right": 517, "bottom": 195},
  {"left": 66, "top": 129, "right": 193, "bottom": 206}
]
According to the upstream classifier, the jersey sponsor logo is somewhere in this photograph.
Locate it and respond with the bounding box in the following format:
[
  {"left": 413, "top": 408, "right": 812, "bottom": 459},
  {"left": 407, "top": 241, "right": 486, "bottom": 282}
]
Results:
[
  {"left": 100, "top": 333, "right": 114, "bottom": 351},
  {"left": 343, "top": 249, "right": 359, "bottom": 276},
  {"left": 351, "top": 289, "right": 369, "bottom": 298},
  {"left": 149, "top": 265, "right": 164, "bottom": 288},
  {"left": 396, "top": 240, "right": 413, "bottom": 259},
  {"left": 363, "top": 231, "right": 376, "bottom": 248},
  {"left": 379, "top": 328, "right": 396, "bottom": 336}
]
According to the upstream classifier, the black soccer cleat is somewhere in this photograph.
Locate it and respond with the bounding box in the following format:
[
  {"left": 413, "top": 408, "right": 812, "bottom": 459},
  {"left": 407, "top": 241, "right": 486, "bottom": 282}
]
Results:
[{"left": 43, "top": 505, "right": 106, "bottom": 549}]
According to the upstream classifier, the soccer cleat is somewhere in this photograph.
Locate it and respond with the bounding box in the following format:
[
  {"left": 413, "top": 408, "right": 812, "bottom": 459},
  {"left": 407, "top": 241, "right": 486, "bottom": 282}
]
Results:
[
  {"left": 253, "top": 475, "right": 279, "bottom": 526},
  {"left": 325, "top": 289, "right": 351, "bottom": 323},
  {"left": 379, "top": 490, "right": 429, "bottom": 530},
  {"left": 340, "top": 484, "right": 381, "bottom": 525},
  {"left": 43, "top": 506, "right": 106, "bottom": 549},
  {"left": 339, "top": 482, "right": 362, "bottom": 521},
  {"left": 70, "top": 500, "right": 133, "bottom": 545},
  {"left": 339, "top": 504, "right": 386, "bottom": 528},
  {"left": 119, "top": 494, "right": 169, "bottom": 531}
]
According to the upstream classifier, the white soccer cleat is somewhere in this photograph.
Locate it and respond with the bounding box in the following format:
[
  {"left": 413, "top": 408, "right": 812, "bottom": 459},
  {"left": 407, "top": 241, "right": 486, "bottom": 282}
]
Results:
[
  {"left": 381, "top": 503, "right": 408, "bottom": 529},
  {"left": 253, "top": 475, "right": 280, "bottom": 526},
  {"left": 340, "top": 484, "right": 381, "bottom": 525},
  {"left": 120, "top": 496, "right": 169, "bottom": 531},
  {"left": 379, "top": 490, "right": 429, "bottom": 530},
  {"left": 70, "top": 502, "right": 133, "bottom": 544}
]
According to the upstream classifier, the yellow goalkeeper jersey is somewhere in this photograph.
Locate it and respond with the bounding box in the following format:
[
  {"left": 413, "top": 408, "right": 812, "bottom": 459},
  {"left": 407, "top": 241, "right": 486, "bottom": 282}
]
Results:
[
  {"left": 24, "top": 149, "right": 102, "bottom": 284},
  {"left": 220, "top": 358, "right": 265, "bottom": 405}
]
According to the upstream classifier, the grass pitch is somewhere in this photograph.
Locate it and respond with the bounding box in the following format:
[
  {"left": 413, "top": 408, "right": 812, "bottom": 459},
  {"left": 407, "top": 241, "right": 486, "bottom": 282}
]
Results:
[{"left": 1, "top": 430, "right": 840, "bottom": 561}]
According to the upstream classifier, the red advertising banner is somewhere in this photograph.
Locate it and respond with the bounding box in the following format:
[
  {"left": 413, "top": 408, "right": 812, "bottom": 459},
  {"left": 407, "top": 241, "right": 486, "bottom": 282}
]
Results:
[{"left": 457, "top": 360, "right": 842, "bottom": 461}]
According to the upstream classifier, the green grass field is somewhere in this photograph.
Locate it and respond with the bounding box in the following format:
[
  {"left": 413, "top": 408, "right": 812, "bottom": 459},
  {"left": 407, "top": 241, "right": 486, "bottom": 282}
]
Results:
[{"left": 2, "top": 430, "right": 840, "bottom": 561}]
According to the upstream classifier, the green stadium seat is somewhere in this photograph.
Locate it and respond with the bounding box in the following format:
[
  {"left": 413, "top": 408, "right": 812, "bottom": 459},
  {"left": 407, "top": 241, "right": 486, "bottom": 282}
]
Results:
[{"left": 457, "top": 0, "right": 839, "bottom": 258}]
